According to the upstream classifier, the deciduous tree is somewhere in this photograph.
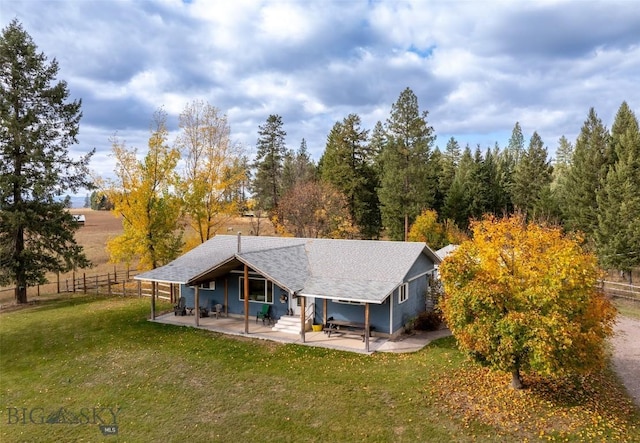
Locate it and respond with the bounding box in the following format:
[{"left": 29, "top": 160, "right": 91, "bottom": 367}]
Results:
[
  {"left": 0, "top": 20, "right": 94, "bottom": 303},
  {"left": 439, "top": 215, "right": 616, "bottom": 389},
  {"left": 105, "top": 110, "right": 183, "bottom": 269},
  {"left": 175, "top": 100, "right": 244, "bottom": 244}
]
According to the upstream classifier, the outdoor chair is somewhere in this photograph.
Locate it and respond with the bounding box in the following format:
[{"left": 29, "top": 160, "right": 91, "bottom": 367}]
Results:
[
  {"left": 174, "top": 296, "right": 186, "bottom": 316},
  {"left": 256, "top": 304, "right": 271, "bottom": 324},
  {"left": 214, "top": 304, "right": 224, "bottom": 319}
]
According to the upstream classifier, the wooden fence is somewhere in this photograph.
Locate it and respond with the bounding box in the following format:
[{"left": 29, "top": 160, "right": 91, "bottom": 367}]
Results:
[
  {"left": 0, "top": 267, "right": 177, "bottom": 303},
  {"left": 601, "top": 280, "right": 640, "bottom": 302}
]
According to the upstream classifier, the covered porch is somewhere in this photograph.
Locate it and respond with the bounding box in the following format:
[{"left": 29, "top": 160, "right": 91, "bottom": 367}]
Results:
[{"left": 150, "top": 310, "right": 449, "bottom": 354}]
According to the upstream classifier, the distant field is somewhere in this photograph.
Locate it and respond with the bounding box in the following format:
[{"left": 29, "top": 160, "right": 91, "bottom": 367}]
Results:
[{"left": 0, "top": 209, "right": 274, "bottom": 306}]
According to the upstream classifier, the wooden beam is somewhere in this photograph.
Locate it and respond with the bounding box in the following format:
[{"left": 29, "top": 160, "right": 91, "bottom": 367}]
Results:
[
  {"left": 364, "top": 303, "right": 370, "bottom": 352},
  {"left": 150, "top": 281, "right": 156, "bottom": 320},
  {"left": 323, "top": 298, "right": 327, "bottom": 325},
  {"left": 244, "top": 264, "right": 249, "bottom": 334},
  {"left": 300, "top": 295, "right": 306, "bottom": 343},
  {"left": 224, "top": 277, "right": 228, "bottom": 317},
  {"left": 195, "top": 285, "right": 200, "bottom": 327}
]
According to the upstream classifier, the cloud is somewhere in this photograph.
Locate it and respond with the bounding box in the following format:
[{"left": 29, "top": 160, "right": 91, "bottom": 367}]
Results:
[{"left": 2, "top": 0, "right": 639, "bottom": 183}]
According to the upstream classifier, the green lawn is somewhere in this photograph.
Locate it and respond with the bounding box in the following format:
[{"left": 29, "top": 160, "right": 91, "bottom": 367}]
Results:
[{"left": 1, "top": 296, "right": 639, "bottom": 442}]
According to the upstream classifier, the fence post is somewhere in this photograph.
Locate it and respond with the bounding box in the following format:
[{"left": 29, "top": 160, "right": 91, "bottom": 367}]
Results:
[
  {"left": 122, "top": 280, "right": 126, "bottom": 297},
  {"left": 83, "top": 273, "right": 87, "bottom": 293},
  {"left": 72, "top": 271, "right": 76, "bottom": 293},
  {"left": 108, "top": 273, "right": 111, "bottom": 296},
  {"left": 95, "top": 274, "right": 99, "bottom": 295},
  {"left": 138, "top": 280, "right": 141, "bottom": 297},
  {"left": 114, "top": 266, "right": 117, "bottom": 283},
  {"left": 57, "top": 272, "right": 60, "bottom": 294}
]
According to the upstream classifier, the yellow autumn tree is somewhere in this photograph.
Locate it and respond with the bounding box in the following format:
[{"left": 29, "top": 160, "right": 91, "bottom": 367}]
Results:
[
  {"left": 175, "top": 100, "right": 246, "bottom": 245},
  {"left": 439, "top": 214, "right": 616, "bottom": 389},
  {"left": 105, "top": 109, "right": 183, "bottom": 270},
  {"left": 408, "top": 209, "right": 467, "bottom": 250}
]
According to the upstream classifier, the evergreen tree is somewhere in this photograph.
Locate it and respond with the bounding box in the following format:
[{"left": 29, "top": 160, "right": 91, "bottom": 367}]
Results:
[
  {"left": 439, "top": 137, "right": 461, "bottom": 201},
  {"left": 282, "top": 139, "right": 317, "bottom": 196},
  {"left": 252, "top": 114, "right": 287, "bottom": 212},
  {"left": 596, "top": 104, "right": 640, "bottom": 279},
  {"left": 512, "top": 131, "right": 553, "bottom": 218},
  {"left": 562, "top": 108, "right": 610, "bottom": 237},
  {"left": 320, "top": 114, "right": 380, "bottom": 238},
  {"left": 0, "top": 20, "right": 94, "bottom": 303},
  {"left": 378, "top": 88, "right": 436, "bottom": 240},
  {"left": 443, "top": 146, "right": 474, "bottom": 229},
  {"left": 551, "top": 135, "right": 574, "bottom": 191}
]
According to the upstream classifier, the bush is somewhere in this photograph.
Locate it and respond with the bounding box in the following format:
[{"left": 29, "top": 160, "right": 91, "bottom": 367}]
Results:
[{"left": 413, "top": 310, "right": 442, "bottom": 331}]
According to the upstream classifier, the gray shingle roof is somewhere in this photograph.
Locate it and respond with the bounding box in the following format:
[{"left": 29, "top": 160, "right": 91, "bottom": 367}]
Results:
[{"left": 136, "top": 235, "right": 440, "bottom": 304}]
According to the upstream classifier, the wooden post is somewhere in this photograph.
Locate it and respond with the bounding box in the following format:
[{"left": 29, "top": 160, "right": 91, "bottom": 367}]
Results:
[
  {"left": 137, "top": 280, "right": 141, "bottom": 297},
  {"left": 151, "top": 281, "right": 156, "bottom": 320},
  {"left": 107, "top": 273, "right": 111, "bottom": 296},
  {"left": 244, "top": 265, "right": 249, "bottom": 334},
  {"left": 224, "top": 278, "right": 228, "bottom": 317},
  {"left": 364, "top": 303, "right": 370, "bottom": 352},
  {"left": 114, "top": 266, "right": 117, "bottom": 283},
  {"left": 37, "top": 284, "right": 40, "bottom": 297},
  {"left": 122, "top": 280, "right": 126, "bottom": 297},
  {"left": 83, "top": 273, "right": 87, "bottom": 293},
  {"left": 72, "top": 271, "right": 76, "bottom": 293},
  {"left": 56, "top": 272, "right": 60, "bottom": 293},
  {"left": 195, "top": 286, "right": 200, "bottom": 327},
  {"left": 126, "top": 265, "right": 130, "bottom": 280},
  {"left": 95, "top": 274, "right": 99, "bottom": 295},
  {"left": 300, "top": 295, "right": 306, "bottom": 343},
  {"left": 323, "top": 298, "right": 327, "bottom": 326}
]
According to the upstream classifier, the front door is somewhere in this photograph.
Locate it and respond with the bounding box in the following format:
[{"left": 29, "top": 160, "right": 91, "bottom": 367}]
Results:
[{"left": 289, "top": 293, "right": 302, "bottom": 316}]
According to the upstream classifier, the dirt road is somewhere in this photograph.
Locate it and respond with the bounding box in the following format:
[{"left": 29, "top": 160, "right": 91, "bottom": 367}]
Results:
[{"left": 611, "top": 316, "right": 640, "bottom": 407}]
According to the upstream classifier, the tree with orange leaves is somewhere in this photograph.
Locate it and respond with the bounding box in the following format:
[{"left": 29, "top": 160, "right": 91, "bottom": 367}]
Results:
[{"left": 439, "top": 215, "right": 616, "bottom": 389}]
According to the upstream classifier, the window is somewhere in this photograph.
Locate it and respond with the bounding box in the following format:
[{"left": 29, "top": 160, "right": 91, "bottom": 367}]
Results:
[
  {"left": 239, "top": 277, "right": 273, "bottom": 304},
  {"left": 200, "top": 281, "right": 215, "bottom": 290},
  {"left": 398, "top": 283, "right": 408, "bottom": 304}
]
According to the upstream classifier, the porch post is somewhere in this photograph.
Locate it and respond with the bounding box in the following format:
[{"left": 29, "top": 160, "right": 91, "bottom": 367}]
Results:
[
  {"left": 244, "top": 264, "right": 249, "bottom": 334},
  {"left": 224, "top": 277, "right": 228, "bottom": 317},
  {"left": 300, "top": 295, "right": 306, "bottom": 343},
  {"left": 322, "top": 298, "right": 327, "bottom": 325},
  {"left": 150, "top": 281, "right": 156, "bottom": 320},
  {"left": 195, "top": 285, "right": 200, "bottom": 327},
  {"left": 364, "top": 303, "right": 370, "bottom": 352}
]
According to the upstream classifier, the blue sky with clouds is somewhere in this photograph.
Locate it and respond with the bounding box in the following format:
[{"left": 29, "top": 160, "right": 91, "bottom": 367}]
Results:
[{"left": 2, "top": 0, "right": 639, "bottom": 184}]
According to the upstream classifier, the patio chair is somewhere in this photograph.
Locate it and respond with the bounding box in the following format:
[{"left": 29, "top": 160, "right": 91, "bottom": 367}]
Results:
[
  {"left": 214, "top": 303, "right": 224, "bottom": 319},
  {"left": 174, "top": 296, "right": 186, "bottom": 316},
  {"left": 256, "top": 304, "right": 271, "bottom": 324}
]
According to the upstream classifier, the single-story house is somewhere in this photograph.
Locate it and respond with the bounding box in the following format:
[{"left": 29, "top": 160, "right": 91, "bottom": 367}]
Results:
[{"left": 135, "top": 234, "right": 441, "bottom": 351}]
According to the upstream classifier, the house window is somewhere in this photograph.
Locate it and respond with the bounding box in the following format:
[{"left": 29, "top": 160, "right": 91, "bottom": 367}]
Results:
[
  {"left": 200, "top": 281, "right": 215, "bottom": 290},
  {"left": 239, "top": 277, "right": 273, "bottom": 304},
  {"left": 398, "top": 283, "right": 408, "bottom": 304}
]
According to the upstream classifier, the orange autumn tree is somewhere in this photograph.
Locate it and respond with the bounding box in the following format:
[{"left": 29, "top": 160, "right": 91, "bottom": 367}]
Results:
[{"left": 439, "top": 215, "right": 616, "bottom": 389}]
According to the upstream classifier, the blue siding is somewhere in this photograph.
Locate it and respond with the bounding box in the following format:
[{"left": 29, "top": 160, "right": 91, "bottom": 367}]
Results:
[{"left": 181, "top": 274, "right": 288, "bottom": 320}]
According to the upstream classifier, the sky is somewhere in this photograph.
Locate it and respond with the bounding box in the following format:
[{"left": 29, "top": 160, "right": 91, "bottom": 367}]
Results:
[{"left": 2, "top": 0, "right": 640, "bottom": 189}]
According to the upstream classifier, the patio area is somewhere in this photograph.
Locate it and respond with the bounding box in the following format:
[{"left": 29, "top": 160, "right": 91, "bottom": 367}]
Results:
[{"left": 152, "top": 311, "right": 451, "bottom": 354}]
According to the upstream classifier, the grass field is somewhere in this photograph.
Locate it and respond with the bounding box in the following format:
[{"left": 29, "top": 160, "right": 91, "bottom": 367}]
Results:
[
  {"left": 1, "top": 295, "right": 639, "bottom": 442},
  {"left": 2, "top": 209, "right": 640, "bottom": 441}
]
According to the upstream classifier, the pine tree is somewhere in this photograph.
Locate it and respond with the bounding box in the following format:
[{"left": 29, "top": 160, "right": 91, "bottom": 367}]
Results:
[
  {"left": 0, "top": 20, "right": 94, "bottom": 303},
  {"left": 320, "top": 114, "right": 380, "bottom": 238},
  {"left": 378, "top": 88, "right": 436, "bottom": 240},
  {"left": 562, "top": 108, "right": 610, "bottom": 237},
  {"left": 252, "top": 114, "right": 287, "bottom": 212},
  {"left": 282, "top": 139, "right": 316, "bottom": 196},
  {"left": 443, "top": 146, "right": 474, "bottom": 229},
  {"left": 596, "top": 104, "right": 640, "bottom": 279},
  {"left": 512, "top": 131, "right": 553, "bottom": 218}
]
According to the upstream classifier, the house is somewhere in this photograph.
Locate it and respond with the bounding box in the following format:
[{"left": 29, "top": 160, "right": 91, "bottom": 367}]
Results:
[{"left": 135, "top": 234, "right": 441, "bottom": 351}]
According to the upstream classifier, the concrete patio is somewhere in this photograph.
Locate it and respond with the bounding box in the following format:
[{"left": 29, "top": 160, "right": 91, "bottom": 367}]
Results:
[{"left": 152, "top": 311, "right": 451, "bottom": 354}]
